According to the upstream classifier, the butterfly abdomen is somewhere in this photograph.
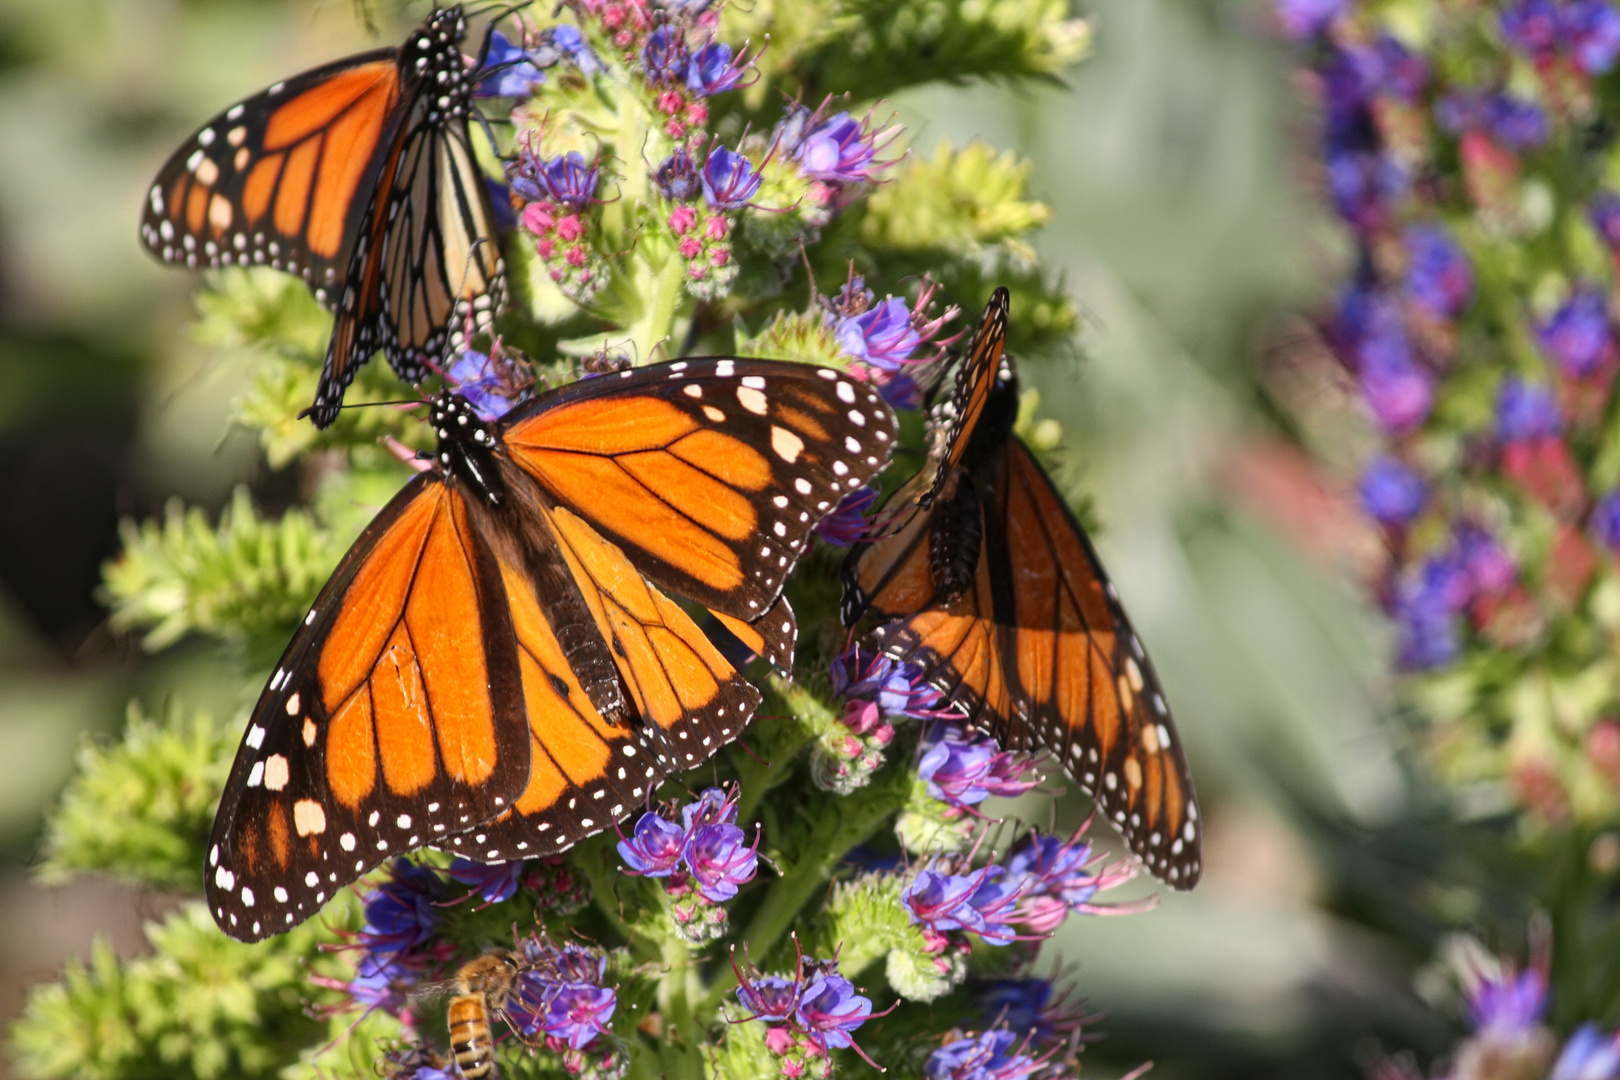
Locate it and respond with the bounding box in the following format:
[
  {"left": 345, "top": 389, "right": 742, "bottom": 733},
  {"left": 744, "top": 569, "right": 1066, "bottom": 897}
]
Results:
[{"left": 928, "top": 478, "right": 982, "bottom": 604}]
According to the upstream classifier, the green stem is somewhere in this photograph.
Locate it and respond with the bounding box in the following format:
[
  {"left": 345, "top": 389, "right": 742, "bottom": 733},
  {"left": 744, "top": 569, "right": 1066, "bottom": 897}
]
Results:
[{"left": 655, "top": 894, "right": 707, "bottom": 1080}]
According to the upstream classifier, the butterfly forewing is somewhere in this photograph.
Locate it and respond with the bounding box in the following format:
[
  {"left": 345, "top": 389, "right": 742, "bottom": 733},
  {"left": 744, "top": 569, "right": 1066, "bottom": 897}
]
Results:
[{"left": 206, "top": 479, "right": 531, "bottom": 940}]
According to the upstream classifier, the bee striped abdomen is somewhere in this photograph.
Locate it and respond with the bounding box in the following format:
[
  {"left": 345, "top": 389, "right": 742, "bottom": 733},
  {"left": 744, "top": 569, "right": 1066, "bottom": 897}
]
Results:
[{"left": 448, "top": 993, "right": 495, "bottom": 1079}]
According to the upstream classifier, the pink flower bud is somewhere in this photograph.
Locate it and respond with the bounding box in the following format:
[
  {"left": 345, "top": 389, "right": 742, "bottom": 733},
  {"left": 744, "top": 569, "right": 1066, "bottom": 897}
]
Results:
[
  {"left": 522, "top": 202, "right": 557, "bottom": 236},
  {"left": 704, "top": 214, "right": 729, "bottom": 240},
  {"left": 669, "top": 206, "right": 697, "bottom": 235},
  {"left": 765, "top": 1028, "right": 796, "bottom": 1055},
  {"left": 536, "top": 236, "right": 556, "bottom": 259},
  {"left": 665, "top": 119, "right": 688, "bottom": 139},
  {"left": 711, "top": 247, "right": 730, "bottom": 266},
  {"left": 658, "top": 90, "right": 684, "bottom": 115},
  {"left": 556, "top": 215, "right": 586, "bottom": 241},
  {"left": 614, "top": 29, "right": 633, "bottom": 46},
  {"left": 550, "top": 267, "right": 565, "bottom": 282},
  {"left": 873, "top": 723, "right": 894, "bottom": 746},
  {"left": 1511, "top": 757, "right": 1571, "bottom": 821},
  {"left": 688, "top": 263, "right": 708, "bottom": 280},
  {"left": 685, "top": 100, "right": 709, "bottom": 126},
  {"left": 1589, "top": 719, "right": 1620, "bottom": 786},
  {"left": 565, "top": 245, "right": 588, "bottom": 267},
  {"left": 603, "top": 4, "right": 625, "bottom": 30},
  {"left": 780, "top": 1059, "right": 804, "bottom": 1079},
  {"left": 678, "top": 236, "right": 702, "bottom": 258}
]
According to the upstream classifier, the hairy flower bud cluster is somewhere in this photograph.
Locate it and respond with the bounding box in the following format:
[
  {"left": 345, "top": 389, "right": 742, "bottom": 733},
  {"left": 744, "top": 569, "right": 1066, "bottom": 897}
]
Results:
[{"left": 617, "top": 786, "right": 759, "bottom": 943}]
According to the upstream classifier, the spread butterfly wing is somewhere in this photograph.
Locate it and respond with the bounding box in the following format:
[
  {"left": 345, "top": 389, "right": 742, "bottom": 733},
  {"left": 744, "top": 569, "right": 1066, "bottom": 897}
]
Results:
[
  {"left": 445, "top": 504, "right": 761, "bottom": 863},
  {"left": 500, "top": 359, "right": 898, "bottom": 658},
  {"left": 205, "top": 478, "right": 531, "bottom": 941},
  {"left": 140, "top": 50, "right": 403, "bottom": 304},
  {"left": 922, "top": 286, "right": 1008, "bottom": 508}
]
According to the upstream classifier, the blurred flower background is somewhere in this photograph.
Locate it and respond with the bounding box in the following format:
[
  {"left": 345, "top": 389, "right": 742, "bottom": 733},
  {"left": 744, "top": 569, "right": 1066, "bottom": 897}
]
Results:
[{"left": 6, "top": 0, "right": 1620, "bottom": 1076}]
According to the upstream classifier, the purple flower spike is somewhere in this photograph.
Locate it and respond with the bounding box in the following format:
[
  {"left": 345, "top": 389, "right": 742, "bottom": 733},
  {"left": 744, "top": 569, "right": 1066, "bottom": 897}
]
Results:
[
  {"left": 1538, "top": 287, "right": 1616, "bottom": 378},
  {"left": 1566, "top": 1, "right": 1620, "bottom": 74},
  {"left": 1497, "top": 376, "right": 1563, "bottom": 441},
  {"left": 1274, "top": 0, "right": 1347, "bottom": 38},
  {"left": 1591, "top": 490, "right": 1620, "bottom": 553},
  {"left": 816, "top": 486, "right": 878, "bottom": 546},
  {"left": 641, "top": 24, "right": 689, "bottom": 84},
  {"left": 685, "top": 41, "right": 750, "bottom": 95},
  {"left": 794, "top": 971, "right": 874, "bottom": 1052},
  {"left": 736, "top": 973, "right": 801, "bottom": 1023},
  {"left": 918, "top": 726, "right": 1038, "bottom": 807},
  {"left": 837, "top": 297, "right": 922, "bottom": 371},
  {"left": 1359, "top": 456, "right": 1427, "bottom": 525},
  {"left": 447, "top": 857, "right": 525, "bottom": 904},
  {"left": 539, "top": 151, "right": 600, "bottom": 210},
  {"left": 1404, "top": 224, "right": 1473, "bottom": 319},
  {"left": 1501, "top": 0, "right": 1563, "bottom": 57},
  {"left": 925, "top": 1028, "right": 1047, "bottom": 1080},
  {"left": 701, "top": 145, "right": 762, "bottom": 209},
  {"left": 684, "top": 822, "right": 759, "bottom": 902},
  {"left": 1551, "top": 1024, "right": 1620, "bottom": 1080},
  {"left": 1590, "top": 192, "right": 1620, "bottom": 249},
  {"left": 542, "top": 983, "right": 617, "bottom": 1050},
  {"left": 795, "top": 112, "right": 881, "bottom": 184},
  {"left": 356, "top": 859, "right": 444, "bottom": 972},
  {"left": 904, "top": 866, "right": 991, "bottom": 934},
  {"left": 617, "top": 810, "right": 687, "bottom": 877}
]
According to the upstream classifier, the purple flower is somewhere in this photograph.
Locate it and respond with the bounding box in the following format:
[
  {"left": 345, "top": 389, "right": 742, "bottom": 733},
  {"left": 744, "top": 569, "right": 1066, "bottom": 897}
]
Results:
[
  {"left": 833, "top": 648, "right": 945, "bottom": 718},
  {"left": 815, "top": 486, "right": 878, "bottom": 546},
  {"left": 508, "top": 937, "right": 615, "bottom": 1050},
  {"left": 1552, "top": 1024, "right": 1620, "bottom": 1080},
  {"left": 641, "top": 25, "right": 689, "bottom": 84},
  {"left": 447, "top": 350, "right": 520, "bottom": 421},
  {"left": 680, "top": 786, "right": 739, "bottom": 830},
  {"left": 654, "top": 147, "right": 701, "bottom": 201},
  {"left": 541, "top": 983, "right": 617, "bottom": 1049},
  {"left": 685, "top": 41, "right": 749, "bottom": 95},
  {"left": 447, "top": 857, "right": 525, "bottom": 904},
  {"left": 1501, "top": 0, "right": 1564, "bottom": 57},
  {"left": 963, "top": 869, "right": 1025, "bottom": 946},
  {"left": 1392, "top": 554, "right": 1473, "bottom": 671},
  {"left": 917, "top": 726, "right": 1039, "bottom": 807},
  {"left": 1488, "top": 94, "right": 1549, "bottom": 149},
  {"left": 701, "top": 145, "right": 762, "bottom": 208},
  {"left": 1360, "top": 351, "right": 1434, "bottom": 433},
  {"left": 355, "top": 859, "right": 443, "bottom": 973},
  {"left": 974, "top": 979, "right": 1088, "bottom": 1050},
  {"left": 1454, "top": 524, "right": 1517, "bottom": 595},
  {"left": 794, "top": 971, "right": 873, "bottom": 1052},
  {"left": 1590, "top": 192, "right": 1620, "bottom": 248},
  {"left": 1325, "top": 148, "right": 1408, "bottom": 229},
  {"left": 537, "top": 151, "right": 600, "bottom": 210},
  {"left": 1468, "top": 966, "right": 1548, "bottom": 1034},
  {"left": 1274, "top": 0, "right": 1347, "bottom": 38},
  {"left": 1360, "top": 456, "right": 1427, "bottom": 525},
  {"left": 1538, "top": 287, "right": 1616, "bottom": 378},
  {"left": 904, "top": 867, "right": 991, "bottom": 935},
  {"left": 1566, "top": 1, "right": 1620, "bottom": 73},
  {"left": 836, "top": 297, "right": 922, "bottom": 371},
  {"left": 1404, "top": 224, "right": 1473, "bottom": 319},
  {"left": 1497, "top": 376, "right": 1563, "bottom": 441},
  {"left": 1004, "top": 824, "right": 1136, "bottom": 930},
  {"left": 617, "top": 810, "right": 687, "bottom": 877},
  {"left": 925, "top": 1028, "right": 1047, "bottom": 1080},
  {"left": 1591, "top": 490, "right": 1620, "bottom": 552},
  {"left": 795, "top": 112, "right": 881, "bottom": 184},
  {"left": 684, "top": 822, "right": 759, "bottom": 902},
  {"left": 735, "top": 973, "right": 801, "bottom": 1023},
  {"left": 476, "top": 30, "right": 552, "bottom": 97}
]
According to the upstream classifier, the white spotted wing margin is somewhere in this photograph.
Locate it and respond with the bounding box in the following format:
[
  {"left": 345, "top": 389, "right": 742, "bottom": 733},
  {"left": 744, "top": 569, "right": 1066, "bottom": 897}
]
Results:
[{"left": 205, "top": 475, "right": 533, "bottom": 943}]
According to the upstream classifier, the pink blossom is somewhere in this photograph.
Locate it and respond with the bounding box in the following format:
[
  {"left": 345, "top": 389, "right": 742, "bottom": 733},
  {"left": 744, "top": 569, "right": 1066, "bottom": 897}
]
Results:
[
  {"left": 685, "top": 101, "right": 709, "bottom": 125},
  {"left": 523, "top": 202, "right": 556, "bottom": 235},
  {"left": 658, "top": 89, "right": 684, "bottom": 115},
  {"left": 565, "top": 245, "right": 588, "bottom": 267},
  {"left": 556, "top": 215, "right": 586, "bottom": 241},
  {"left": 669, "top": 206, "right": 697, "bottom": 234},
  {"left": 679, "top": 236, "right": 702, "bottom": 258},
  {"left": 704, "top": 214, "right": 728, "bottom": 240},
  {"left": 711, "top": 247, "right": 729, "bottom": 265}
]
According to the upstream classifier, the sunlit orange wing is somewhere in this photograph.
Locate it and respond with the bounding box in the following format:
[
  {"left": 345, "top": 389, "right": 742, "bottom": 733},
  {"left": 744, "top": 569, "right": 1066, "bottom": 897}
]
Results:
[
  {"left": 500, "top": 358, "right": 898, "bottom": 668},
  {"left": 204, "top": 478, "right": 531, "bottom": 940}
]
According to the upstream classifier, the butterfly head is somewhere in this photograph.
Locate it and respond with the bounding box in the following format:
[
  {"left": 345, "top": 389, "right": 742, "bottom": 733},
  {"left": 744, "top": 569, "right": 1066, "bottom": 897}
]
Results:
[{"left": 431, "top": 391, "right": 506, "bottom": 506}]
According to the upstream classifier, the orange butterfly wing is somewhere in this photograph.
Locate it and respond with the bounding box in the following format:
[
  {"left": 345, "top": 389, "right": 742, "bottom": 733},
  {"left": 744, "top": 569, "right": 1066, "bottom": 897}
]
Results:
[{"left": 205, "top": 477, "right": 532, "bottom": 940}]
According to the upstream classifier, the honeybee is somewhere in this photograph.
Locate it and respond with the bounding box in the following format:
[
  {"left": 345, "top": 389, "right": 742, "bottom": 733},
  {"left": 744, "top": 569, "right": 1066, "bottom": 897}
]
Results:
[{"left": 444, "top": 950, "right": 525, "bottom": 1080}]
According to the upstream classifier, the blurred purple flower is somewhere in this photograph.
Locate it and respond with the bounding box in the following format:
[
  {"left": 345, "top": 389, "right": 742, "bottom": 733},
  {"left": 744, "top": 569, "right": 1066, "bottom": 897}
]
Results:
[
  {"left": 917, "top": 726, "right": 1039, "bottom": 807},
  {"left": 1454, "top": 524, "right": 1517, "bottom": 595},
  {"left": 816, "top": 486, "right": 878, "bottom": 546},
  {"left": 1538, "top": 287, "right": 1616, "bottom": 378},
  {"left": 617, "top": 810, "right": 687, "bottom": 877},
  {"left": 654, "top": 147, "right": 701, "bottom": 201},
  {"left": 925, "top": 1028, "right": 1047, "bottom": 1080},
  {"left": 447, "top": 858, "right": 525, "bottom": 904},
  {"left": 1501, "top": 0, "right": 1564, "bottom": 57},
  {"left": 1590, "top": 192, "right": 1620, "bottom": 248},
  {"left": 1591, "top": 490, "right": 1620, "bottom": 552},
  {"left": 685, "top": 41, "right": 750, "bottom": 95},
  {"left": 641, "top": 24, "right": 689, "bottom": 84},
  {"left": 1551, "top": 1024, "right": 1620, "bottom": 1080},
  {"left": 476, "top": 30, "right": 551, "bottom": 97},
  {"left": 1359, "top": 456, "right": 1427, "bottom": 525},
  {"left": 1468, "top": 965, "right": 1548, "bottom": 1035},
  {"left": 1566, "top": 1, "right": 1620, "bottom": 73},
  {"left": 701, "top": 145, "right": 762, "bottom": 208},
  {"left": 1326, "top": 148, "right": 1408, "bottom": 230},
  {"left": 684, "top": 822, "right": 759, "bottom": 902},
  {"left": 736, "top": 973, "right": 801, "bottom": 1024},
  {"left": 537, "top": 151, "right": 600, "bottom": 210},
  {"left": 837, "top": 297, "right": 921, "bottom": 370},
  {"left": 1497, "top": 376, "right": 1564, "bottom": 441},
  {"left": 1489, "top": 95, "right": 1550, "bottom": 149},
  {"left": 795, "top": 112, "right": 882, "bottom": 184},
  {"left": 832, "top": 647, "right": 947, "bottom": 719},
  {"left": 1360, "top": 350, "right": 1435, "bottom": 433},
  {"left": 1404, "top": 224, "right": 1473, "bottom": 319},
  {"left": 1394, "top": 555, "right": 1469, "bottom": 670},
  {"left": 1274, "top": 0, "right": 1347, "bottom": 38},
  {"left": 794, "top": 970, "right": 874, "bottom": 1052}
]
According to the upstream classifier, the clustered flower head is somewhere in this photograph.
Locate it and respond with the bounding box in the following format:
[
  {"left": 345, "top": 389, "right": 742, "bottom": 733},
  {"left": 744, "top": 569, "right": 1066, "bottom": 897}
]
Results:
[
  {"left": 813, "top": 645, "right": 951, "bottom": 794},
  {"left": 508, "top": 935, "right": 619, "bottom": 1062},
  {"left": 733, "top": 945, "right": 885, "bottom": 1076},
  {"left": 826, "top": 277, "right": 961, "bottom": 407},
  {"left": 617, "top": 786, "right": 759, "bottom": 942}
]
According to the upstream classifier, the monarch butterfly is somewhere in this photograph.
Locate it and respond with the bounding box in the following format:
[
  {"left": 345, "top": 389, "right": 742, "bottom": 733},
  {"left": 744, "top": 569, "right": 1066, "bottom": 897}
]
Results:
[
  {"left": 841, "top": 289, "right": 1202, "bottom": 887},
  {"left": 206, "top": 359, "right": 897, "bottom": 940},
  {"left": 139, "top": 6, "right": 504, "bottom": 429}
]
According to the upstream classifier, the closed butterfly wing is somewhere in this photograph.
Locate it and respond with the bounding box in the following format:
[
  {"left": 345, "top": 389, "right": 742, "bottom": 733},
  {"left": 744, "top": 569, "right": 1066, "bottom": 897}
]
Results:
[{"left": 206, "top": 476, "right": 532, "bottom": 940}]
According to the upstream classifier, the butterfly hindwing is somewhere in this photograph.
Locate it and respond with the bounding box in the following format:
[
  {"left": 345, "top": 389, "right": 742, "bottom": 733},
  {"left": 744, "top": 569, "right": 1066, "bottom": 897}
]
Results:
[{"left": 205, "top": 479, "right": 531, "bottom": 940}]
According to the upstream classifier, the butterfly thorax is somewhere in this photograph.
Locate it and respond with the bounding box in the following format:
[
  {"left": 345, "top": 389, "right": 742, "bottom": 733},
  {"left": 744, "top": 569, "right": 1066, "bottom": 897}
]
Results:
[
  {"left": 406, "top": 9, "right": 474, "bottom": 121},
  {"left": 926, "top": 369, "right": 1020, "bottom": 603},
  {"left": 432, "top": 392, "right": 507, "bottom": 507}
]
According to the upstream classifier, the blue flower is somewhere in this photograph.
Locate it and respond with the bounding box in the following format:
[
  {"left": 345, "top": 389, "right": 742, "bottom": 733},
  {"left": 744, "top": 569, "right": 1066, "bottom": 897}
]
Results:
[
  {"left": 548, "top": 25, "right": 603, "bottom": 74},
  {"left": 1404, "top": 223, "right": 1473, "bottom": 319},
  {"left": 641, "top": 25, "right": 689, "bottom": 84},
  {"left": 476, "top": 30, "right": 551, "bottom": 97},
  {"left": 1325, "top": 148, "right": 1407, "bottom": 229},
  {"left": 446, "top": 350, "right": 521, "bottom": 421},
  {"left": 1497, "top": 376, "right": 1563, "bottom": 441},
  {"left": 815, "top": 486, "right": 878, "bottom": 546},
  {"left": 537, "top": 151, "right": 600, "bottom": 210},
  {"left": 1273, "top": 0, "right": 1347, "bottom": 39},
  {"left": 654, "top": 147, "right": 701, "bottom": 201},
  {"left": 447, "top": 857, "right": 525, "bottom": 904},
  {"left": 924, "top": 1028, "right": 1046, "bottom": 1080},
  {"left": 735, "top": 973, "right": 801, "bottom": 1023},
  {"left": 684, "top": 822, "right": 759, "bottom": 902},
  {"left": 1538, "top": 287, "right": 1615, "bottom": 378},
  {"left": 1501, "top": 0, "right": 1564, "bottom": 57},
  {"left": 1591, "top": 490, "right": 1620, "bottom": 553},
  {"left": 1566, "top": 1, "right": 1620, "bottom": 74},
  {"left": 355, "top": 859, "right": 443, "bottom": 974},
  {"left": 680, "top": 786, "right": 739, "bottom": 830},
  {"left": 917, "top": 726, "right": 1038, "bottom": 807},
  {"left": 541, "top": 983, "right": 617, "bottom": 1049},
  {"left": 508, "top": 937, "right": 616, "bottom": 1051},
  {"left": 1468, "top": 966, "right": 1548, "bottom": 1035},
  {"left": 1590, "top": 192, "right": 1620, "bottom": 248},
  {"left": 904, "top": 866, "right": 991, "bottom": 935},
  {"left": 1393, "top": 555, "right": 1471, "bottom": 671},
  {"left": 701, "top": 145, "right": 762, "bottom": 208},
  {"left": 795, "top": 112, "right": 882, "bottom": 184},
  {"left": 794, "top": 970, "right": 874, "bottom": 1052},
  {"left": 1359, "top": 456, "right": 1427, "bottom": 525},
  {"left": 836, "top": 297, "right": 921, "bottom": 370},
  {"left": 963, "top": 869, "right": 1024, "bottom": 946},
  {"left": 1552, "top": 1024, "right": 1620, "bottom": 1080},
  {"left": 832, "top": 647, "right": 944, "bottom": 718},
  {"left": 685, "top": 42, "right": 749, "bottom": 95},
  {"left": 1488, "top": 94, "right": 1549, "bottom": 149},
  {"left": 617, "top": 810, "right": 687, "bottom": 877}
]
